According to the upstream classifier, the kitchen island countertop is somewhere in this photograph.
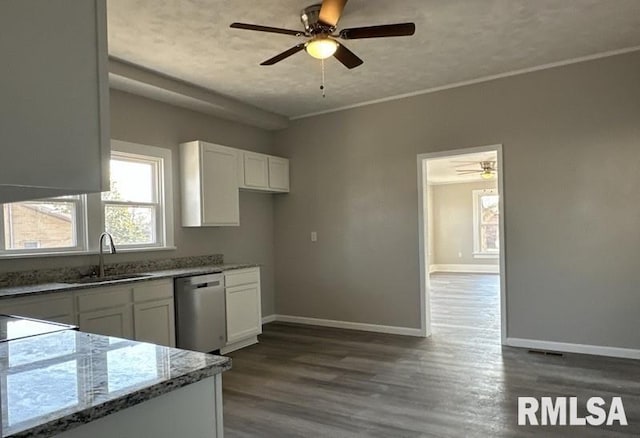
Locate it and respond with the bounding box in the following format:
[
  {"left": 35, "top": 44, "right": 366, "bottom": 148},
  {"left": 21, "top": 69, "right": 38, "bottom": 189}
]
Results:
[{"left": 0, "top": 329, "right": 231, "bottom": 437}]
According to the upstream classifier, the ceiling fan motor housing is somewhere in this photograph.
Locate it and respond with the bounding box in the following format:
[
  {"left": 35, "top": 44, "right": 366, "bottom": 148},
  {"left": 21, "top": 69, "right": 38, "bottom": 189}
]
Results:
[{"left": 301, "top": 4, "right": 334, "bottom": 34}]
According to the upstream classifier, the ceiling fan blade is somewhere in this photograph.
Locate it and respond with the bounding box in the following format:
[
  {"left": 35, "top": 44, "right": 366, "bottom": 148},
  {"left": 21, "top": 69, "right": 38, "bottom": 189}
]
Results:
[
  {"left": 333, "top": 43, "right": 363, "bottom": 69},
  {"left": 319, "top": 0, "right": 348, "bottom": 27},
  {"left": 230, "top": 22, "right": 303, "bottom": 37},
  {"left": 456, "top": 170, "right": 482, "bottom": 174},
  {"left": 340, "top": 22, "right": 415, "bottom": 40},
  {"left": 261, "top": 44, "right": 306, "bottom": 66}
]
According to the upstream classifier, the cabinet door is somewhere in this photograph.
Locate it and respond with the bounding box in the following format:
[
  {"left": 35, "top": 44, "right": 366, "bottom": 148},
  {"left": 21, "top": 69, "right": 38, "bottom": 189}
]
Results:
[
  {"left": 134, "top": 299, "right": 176, "bottom": 347},
  {"left": 201, "top": 144, "right": 240, "bottom": 226},
  {"left": 0, "top": 0, "right": 109, "bottom": 203},
  {"left": 79, "top": 306, "right": 133, "bottom": 339},
  {"left": 242, "top": 152, "right": 269, "bottom": 189},
  {"left": 226, "top": 284, "right": 261, "bottom": 344},
  {"left": 268, "top": 157, "right": 290, "bottom": 192},
  {"left": 0, "top": 294, "right": 75, "bottom": 325}
]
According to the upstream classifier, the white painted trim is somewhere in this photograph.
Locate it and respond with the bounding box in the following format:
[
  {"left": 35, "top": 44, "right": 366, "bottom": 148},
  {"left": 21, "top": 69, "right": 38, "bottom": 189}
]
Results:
[
  {"left": 271, "top": 315, "right": 423, "bottom": 337},
  {"left": 292, "top": 46, "right": 640, "bottom": 120},
  {"left": 110, "top": 140, "right": 175, "bottom": 249},
  {"left": 417, "top": 157, "right": 431, "bottom": 338},
  {"left": 418, "top": 144, "right": 507, "bottom": 345},
  {"left": 506, "top": 338, "right": 640, "bottom": 360},
  {"left": 430, "top": 264, "right": 499, "bottom": 274},
  {"left": 261, "top": 314, "right": 277, "bottom": 324}
]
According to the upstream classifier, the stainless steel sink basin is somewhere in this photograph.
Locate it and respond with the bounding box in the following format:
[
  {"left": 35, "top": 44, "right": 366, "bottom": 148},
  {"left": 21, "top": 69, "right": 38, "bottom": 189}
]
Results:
[{"left": 65, "top": 273, "right": 154, "bottom": 284}]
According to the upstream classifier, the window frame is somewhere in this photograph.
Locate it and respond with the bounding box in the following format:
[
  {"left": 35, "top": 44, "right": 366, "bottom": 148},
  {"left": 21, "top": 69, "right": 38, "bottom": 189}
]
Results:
[
  {"left": 472, "top": 188, "right": 500, "bottom": 259},
  {"left": 0, "top": 195, "right": 88, "bottom": 256},
  {"left": 102, "top": 140, "right": 174, "bottom": 252}
]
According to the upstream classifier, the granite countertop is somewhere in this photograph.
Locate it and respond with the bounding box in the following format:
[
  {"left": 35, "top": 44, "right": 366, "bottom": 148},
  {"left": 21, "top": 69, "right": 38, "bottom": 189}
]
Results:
[
  {"left": 0, "top": 329, "right": 231, "bottom": 438},
  {"left": 0, "top": 263, "right": 258, "bottom": 299},
  {"left": 0, "top": 315, "right": 75, "bottom": 342}
]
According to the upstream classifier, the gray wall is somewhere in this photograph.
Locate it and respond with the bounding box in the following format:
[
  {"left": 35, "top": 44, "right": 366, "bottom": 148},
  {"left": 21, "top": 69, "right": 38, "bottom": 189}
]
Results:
[
  {"left": 273, "top": 51, "right": 640, "bottom": 349},
  {"left": 431, "top": 181, "right": 498, "bottom": 266},
  {"left": 0, "top": 90, "right": 278, "bottom": 316}
]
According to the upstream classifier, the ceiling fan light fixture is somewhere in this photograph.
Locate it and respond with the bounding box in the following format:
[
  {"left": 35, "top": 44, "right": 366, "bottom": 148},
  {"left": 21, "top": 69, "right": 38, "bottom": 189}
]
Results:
[
  {"left": 305, "top": 38, "right": 338, "bottom": 60},
  {"left": 481, "top": 170, "right": 495, "bottom": 180}
]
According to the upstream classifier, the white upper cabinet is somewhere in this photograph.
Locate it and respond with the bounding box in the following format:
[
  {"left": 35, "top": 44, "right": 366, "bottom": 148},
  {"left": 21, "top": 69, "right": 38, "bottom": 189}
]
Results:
[
  {"left": 0, "top": 0, "right": 110, "bottom": 203},
  {"left": 181, "top": 141, "right": 240, "bottom": 227},
  {"left": 238, "top": 151, "right": 290, "bottom": 193},
  {"left": 268, "top": 157, "right": 290, "bottom": 192},
  {"left": 181, "top": 141, "right": 289, "bottom": 227},
  {"left": 241, "top": 152, "right": 269, "bottom": 189}
]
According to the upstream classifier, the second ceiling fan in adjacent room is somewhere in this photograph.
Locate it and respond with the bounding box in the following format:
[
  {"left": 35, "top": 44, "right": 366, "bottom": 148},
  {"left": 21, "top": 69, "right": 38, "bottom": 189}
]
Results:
[{"left": 230, "top": 0, "right": 416, "bottom": 69}]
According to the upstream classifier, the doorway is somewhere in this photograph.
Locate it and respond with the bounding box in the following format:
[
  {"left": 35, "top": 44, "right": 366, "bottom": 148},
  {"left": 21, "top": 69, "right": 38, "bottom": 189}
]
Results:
[{"left": 417, "top": 145, "right": 506, "bottom": 343}]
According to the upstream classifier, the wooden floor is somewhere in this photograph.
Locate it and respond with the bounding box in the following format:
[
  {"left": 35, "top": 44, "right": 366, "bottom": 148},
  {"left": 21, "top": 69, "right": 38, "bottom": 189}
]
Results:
[{"left": 223, "top": 273, "right": 640, "bottom": 437}]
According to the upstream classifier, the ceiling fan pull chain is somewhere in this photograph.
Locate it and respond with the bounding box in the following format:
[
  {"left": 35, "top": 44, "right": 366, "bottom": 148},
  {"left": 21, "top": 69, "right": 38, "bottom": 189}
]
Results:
[{"left": 321, "top": 58, "right": 326, "bottom": 98}]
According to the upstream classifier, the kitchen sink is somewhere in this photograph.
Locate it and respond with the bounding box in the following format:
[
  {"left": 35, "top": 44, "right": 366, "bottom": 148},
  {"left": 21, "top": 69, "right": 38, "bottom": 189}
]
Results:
[{"left": 65, "top": 273, "right": 154, "bottom": 284}]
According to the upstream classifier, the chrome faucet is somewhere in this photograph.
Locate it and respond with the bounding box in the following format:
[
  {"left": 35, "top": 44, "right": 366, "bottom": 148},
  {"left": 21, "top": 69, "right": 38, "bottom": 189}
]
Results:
[{"left": 98, "top": 232, "right": 117, "bottom": 277}]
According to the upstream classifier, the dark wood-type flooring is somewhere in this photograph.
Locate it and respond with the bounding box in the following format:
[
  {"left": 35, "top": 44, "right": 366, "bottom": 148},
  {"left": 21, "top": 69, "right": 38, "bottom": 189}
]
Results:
[{"left": 223, "top": 273, "right": 640, "bottom": 437}]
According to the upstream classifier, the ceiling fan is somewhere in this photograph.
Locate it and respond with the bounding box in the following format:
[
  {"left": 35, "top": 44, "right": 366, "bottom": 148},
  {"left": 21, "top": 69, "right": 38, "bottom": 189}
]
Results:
[
  {"left": 229, "top": 0, "right": 416, "bottom": 69},
  {"left": 455, "top": 161, "right": 497, "bottom": 180}
]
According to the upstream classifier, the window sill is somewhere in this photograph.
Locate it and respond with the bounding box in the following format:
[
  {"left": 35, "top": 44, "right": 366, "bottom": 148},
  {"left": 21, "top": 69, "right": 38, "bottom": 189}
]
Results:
[
  {"left": 0, "top": 246, "right": 177, "bottom": 260},
  {"left": 473, "top": 253, "right": 499, "bottom": 259}
]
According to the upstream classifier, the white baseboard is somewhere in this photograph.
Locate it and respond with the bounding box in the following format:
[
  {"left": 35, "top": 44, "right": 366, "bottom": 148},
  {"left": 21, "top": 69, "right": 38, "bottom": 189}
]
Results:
[
  {"left": 506, "top": 337, "right": 640, "bottom": 360},
  {"left": 265, "top": 314, "right": 424, "bottom": 337},
  {"left": 430, "top": 264, "right": 499, "bottom": 274},
  {"left": 261, "top": 314, "right": 277, "bottom": 324}
]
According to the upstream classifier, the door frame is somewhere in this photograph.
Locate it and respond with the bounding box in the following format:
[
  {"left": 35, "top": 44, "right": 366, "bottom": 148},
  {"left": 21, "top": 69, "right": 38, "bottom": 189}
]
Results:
[{"left": 416, "top": 144, "right": 507, "bottom": 343}]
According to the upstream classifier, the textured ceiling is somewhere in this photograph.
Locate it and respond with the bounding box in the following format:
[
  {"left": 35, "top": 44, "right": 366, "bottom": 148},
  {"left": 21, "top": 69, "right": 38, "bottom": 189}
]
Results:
[
  {"left": 427, "top": 151, "right": 498, "bottom": 185},
  {"left": 107, "top": 0, "right": 640, "bottom": 118}
]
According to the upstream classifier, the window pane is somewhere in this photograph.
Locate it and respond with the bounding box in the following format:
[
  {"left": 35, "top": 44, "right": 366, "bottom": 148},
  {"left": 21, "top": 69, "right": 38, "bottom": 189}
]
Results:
[
  {"left": 104, "top": 204, "right": 155, "bottom": 245},
  {"left": 102, "top": 158, "right": 155, "bottom": 203},
  {"left": 3, "top": 201, "right": 77, "bottom": 250},
  {"left": 480, "top": 195, "right": 499, "bottom": 225},
  {"left": 481, "top": 224, "right": 499, "bottom": 252}
]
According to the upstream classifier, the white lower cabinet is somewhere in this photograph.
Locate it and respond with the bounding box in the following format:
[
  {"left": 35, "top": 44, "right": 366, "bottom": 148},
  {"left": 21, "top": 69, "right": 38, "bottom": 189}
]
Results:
[
  {"left": 134, "top": 299, "right": 176, "bottom": 347},
  {"left": 78, "top": 305, "right": 133, "bottom": 339},
  {"left": 0, "top": 293, "right": 75, "bottom": 325},
  {"left": 75, "top": 279, "right": 175, "bottom": 346},
  {"left": 222, "top": 267, "right": 262, "bottom": 354},
  {"left": 226, "top": 284, "right": 261, "bottom": 343}
]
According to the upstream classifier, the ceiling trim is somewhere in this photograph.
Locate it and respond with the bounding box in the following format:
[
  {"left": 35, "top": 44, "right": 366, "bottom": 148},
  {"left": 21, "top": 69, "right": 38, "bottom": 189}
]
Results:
[
  {"left": 108, "top": 57, "right": 289, "bottom": 131},
  {"left": 291, "top": 45, "right": 640, "bottom": 121}
]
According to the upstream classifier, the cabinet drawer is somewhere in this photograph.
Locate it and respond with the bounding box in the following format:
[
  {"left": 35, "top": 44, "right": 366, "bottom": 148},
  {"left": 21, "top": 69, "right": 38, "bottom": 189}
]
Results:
[
  {"left": 0, "top": 294, "right": 73, "bottom": 321},
  {"left": 77, "top": 287, "right": 131, "bottom": 312},
  {"left": 133, "top": 280, "right": 173, "bottom": 303},
  {"left": 224, "top": 269, "right": 259, "bottom": 287}
]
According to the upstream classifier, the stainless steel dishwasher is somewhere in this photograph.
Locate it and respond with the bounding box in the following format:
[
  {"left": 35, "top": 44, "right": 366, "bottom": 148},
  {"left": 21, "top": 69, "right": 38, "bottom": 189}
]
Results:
[{"left": 174, "top": 273, "right": 226, "bottom": 352}]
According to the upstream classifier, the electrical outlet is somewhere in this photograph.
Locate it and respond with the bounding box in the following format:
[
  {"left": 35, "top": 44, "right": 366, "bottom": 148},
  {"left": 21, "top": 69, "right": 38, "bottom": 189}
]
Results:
[{"left": 311, "top": 231, "right": 318, "bottom": 242}]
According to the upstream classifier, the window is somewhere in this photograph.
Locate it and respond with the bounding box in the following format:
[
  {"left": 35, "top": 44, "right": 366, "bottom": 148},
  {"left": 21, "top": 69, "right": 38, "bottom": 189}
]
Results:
[
  {"left": 0, "top": 196, "right": 86, "bottom": 255},
  {"left": 473, "top": 189, "right": 499, "bottom": 257},
  {"left": 104, "top": 141, "right": 174, "bottom": 251},
  {"left": 102, "top": 153, "right": 162, "bottom": 248},
  {"left": 0, "top": 140, "right": 173, "bottom": 258}
]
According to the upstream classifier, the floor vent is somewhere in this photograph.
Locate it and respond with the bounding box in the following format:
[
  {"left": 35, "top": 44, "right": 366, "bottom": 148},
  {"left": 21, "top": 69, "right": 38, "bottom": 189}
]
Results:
[{"left": 528, "top": 349, "right": 564, "bottom": 357}]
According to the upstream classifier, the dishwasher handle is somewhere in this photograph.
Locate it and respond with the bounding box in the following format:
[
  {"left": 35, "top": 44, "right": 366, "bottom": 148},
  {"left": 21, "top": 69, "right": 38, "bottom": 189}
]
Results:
[
  {"left": 196, "top": 281, "right": 221, "bottom": 289},
  {"left": 177, "top": 273, "right": 224, "bottom": 289}
]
